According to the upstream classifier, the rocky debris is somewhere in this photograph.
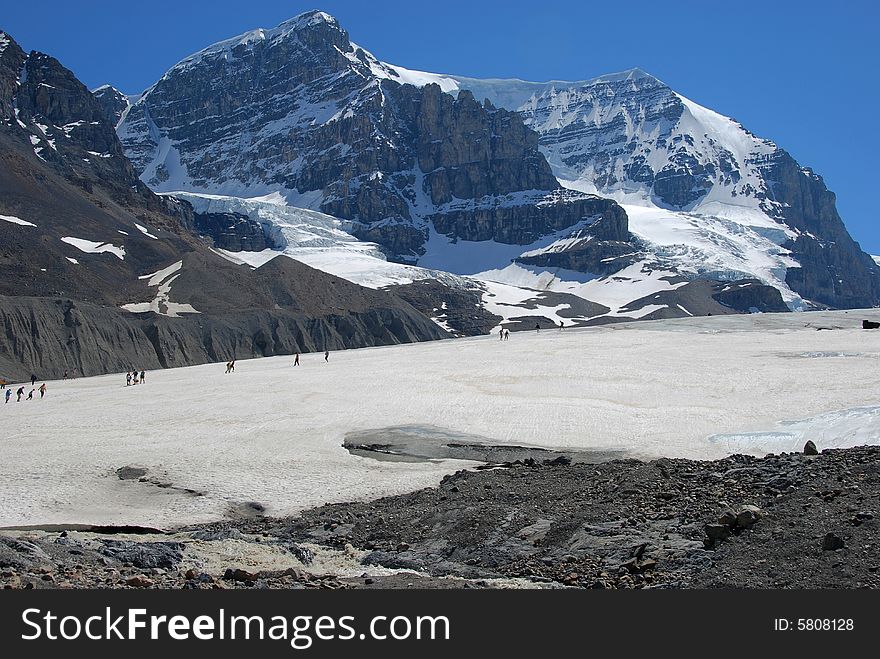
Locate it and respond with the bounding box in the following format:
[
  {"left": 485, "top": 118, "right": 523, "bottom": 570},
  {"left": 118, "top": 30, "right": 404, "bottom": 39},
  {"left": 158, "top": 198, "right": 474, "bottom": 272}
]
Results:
[
  {"left": 178, "top": 445, "right": 878, "bottom": 590},
  {"left": 220, "top": 567, "right": 345, "bottom": 589},
  {"left": 188, "top": 529, "right": 244, "bottom": 542},
  {"left": 804, "top": 441, "right": 819, "bottom": 456},
  {"left": 100, "top": 541, "right": 184, "bottom": 569},
  {"left": 287, "top": 543, "right": 315, "bottom": 566},
  {"left": 863, "top": 320, "right": 880, "bottom": 330},
  {"left": 125, "top": 575, "right": 154, "bottom": 588},
  {"left": 0, "top": 530, "right": 348, "bottom": 590},
  {"left": 386, "top": 279, "right": 501, "bottom": 337},
  {"left": 851, "top": 512, "right": 874, "bottom": 527},
  {"left": 704, "top": 503, "right": 764, "bottom": 547},
  {"left": 0, "top": 537, "right": 51, "bottom": 569},
  {"left": 2, "top": 446, "right": 879, "bottom": 589},
  {"left": 736, "top": 505, "right": 763, "bottom": 529}
]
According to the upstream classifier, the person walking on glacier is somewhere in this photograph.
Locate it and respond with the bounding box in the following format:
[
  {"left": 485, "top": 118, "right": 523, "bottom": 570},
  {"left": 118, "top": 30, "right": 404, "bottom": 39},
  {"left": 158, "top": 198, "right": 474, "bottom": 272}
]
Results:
[
  {"left": 39, "top": 383, "right": 47, "bottom": 399},
  {"left": 5, "top": 389, "right": 11, "bottom": 404}
]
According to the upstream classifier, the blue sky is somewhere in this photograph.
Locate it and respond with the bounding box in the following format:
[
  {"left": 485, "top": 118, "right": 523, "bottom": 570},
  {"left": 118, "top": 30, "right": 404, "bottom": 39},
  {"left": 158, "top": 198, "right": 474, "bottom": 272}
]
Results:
[{"left": 3, "top": 1, "right": 878, "bottom": 251}]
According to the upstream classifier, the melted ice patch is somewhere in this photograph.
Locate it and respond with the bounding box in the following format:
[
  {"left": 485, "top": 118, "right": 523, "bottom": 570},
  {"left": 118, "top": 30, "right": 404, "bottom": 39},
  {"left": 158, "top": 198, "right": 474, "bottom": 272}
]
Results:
[
  {"left": 121, "top": 260, "right": 200, "bottom": 317},
  {"left": 708, "top": 406, "right": 880, "bottom": 454},
  {"left": 135, "top": 223, "right": 158, "bottom": 239},
  {"left": 61, "top": 237, "right": 125, "bottom": 260},
  {"left": 0, "top": 214, "right": 36, "bottom": 227}
]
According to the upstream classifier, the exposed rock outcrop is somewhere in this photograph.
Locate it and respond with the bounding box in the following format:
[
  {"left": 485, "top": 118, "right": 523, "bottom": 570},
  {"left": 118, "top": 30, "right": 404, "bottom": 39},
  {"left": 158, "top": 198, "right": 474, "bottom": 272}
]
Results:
[
  {"left": 91, "top": 85, "right": 131, "bottom": 128},
  {"left": 193, "top": 212, "right": 270, "bottom": 252}
]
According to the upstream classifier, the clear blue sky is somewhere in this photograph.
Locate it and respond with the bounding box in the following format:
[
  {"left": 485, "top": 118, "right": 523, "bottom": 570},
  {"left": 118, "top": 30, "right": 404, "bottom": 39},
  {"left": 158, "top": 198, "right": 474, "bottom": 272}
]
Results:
[{"left": 3, "top": 1, "right": 878, "bottom": 252}]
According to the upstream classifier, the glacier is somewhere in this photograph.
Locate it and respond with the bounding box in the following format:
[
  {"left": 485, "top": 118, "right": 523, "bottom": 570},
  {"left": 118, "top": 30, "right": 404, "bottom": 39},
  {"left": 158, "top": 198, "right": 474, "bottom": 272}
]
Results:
[{"left": 2, "top": 310, "right": 879, "bottom": 528}]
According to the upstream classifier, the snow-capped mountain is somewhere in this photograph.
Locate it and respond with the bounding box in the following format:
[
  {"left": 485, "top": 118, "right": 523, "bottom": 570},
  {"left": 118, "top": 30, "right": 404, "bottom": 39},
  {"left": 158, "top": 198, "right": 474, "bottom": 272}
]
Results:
[
  {"left": 111, "top": 11, "right": 879, "bottom": 329},
  {"left": 117, "top": 10, "right": 614, "bottom": 267},
  {"left": 436, "top": 69, "right": 880, "bottom": 310}
]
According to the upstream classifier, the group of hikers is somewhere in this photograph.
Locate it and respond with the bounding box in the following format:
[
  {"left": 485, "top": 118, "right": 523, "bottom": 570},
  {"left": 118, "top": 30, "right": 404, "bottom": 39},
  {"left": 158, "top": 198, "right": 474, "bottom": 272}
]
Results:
[
  {"left": 227, "top": 351, "right": 329, "bottom": 372},
  {"left": 293, "top": 351, "right": 330, "bottom": 366},
  {"left": 6, "top": 347, "right": 343, "bottom": 403},
  {"left": 499, "top": 320, "right": 566, "bottom": 340},
  {"left": 2, "top": 373, "right": 47, "bottom": 403},
  {"left": 226, "top": 351, "right": 332, "bottom": 371}
]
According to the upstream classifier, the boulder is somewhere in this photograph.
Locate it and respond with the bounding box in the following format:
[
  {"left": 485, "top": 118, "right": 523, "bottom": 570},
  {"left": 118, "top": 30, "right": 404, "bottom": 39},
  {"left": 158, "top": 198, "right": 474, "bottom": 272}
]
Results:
[
  {"left": 717, "top": 510, "right": 738, "bottom": 528},
  {"left": 125, "top": 575, "right": 154, "bottom": 588},
  {"left": 804, "top": 441, "right": 819, "bottom": 456},
  {"left": 100, "top": 541, "right": 184, "bottom": 569},
  {"left": 821, "top": 533, "right": 846, "bottom": 551},
  {"left": 736, "top": 506, "right": 763, "bottom": 529},
  {"left": 704, "top": 524, "right": 731, "bottom": 542}
]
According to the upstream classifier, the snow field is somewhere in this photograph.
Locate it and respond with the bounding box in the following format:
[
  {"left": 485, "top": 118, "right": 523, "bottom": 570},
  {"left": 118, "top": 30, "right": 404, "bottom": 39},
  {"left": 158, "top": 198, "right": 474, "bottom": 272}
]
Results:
[{"left": 2, "top": 311, "right": 879, "bottom": 529}]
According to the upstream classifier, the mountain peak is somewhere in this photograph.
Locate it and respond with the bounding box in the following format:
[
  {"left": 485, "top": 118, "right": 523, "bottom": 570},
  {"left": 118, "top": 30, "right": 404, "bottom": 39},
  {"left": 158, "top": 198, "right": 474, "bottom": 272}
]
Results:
[
  {"left": 164, "top": 10, "right": 347, "bottom": 78},
  {"left": 278, "top": 10, "right": 340, "bottom": 30}
]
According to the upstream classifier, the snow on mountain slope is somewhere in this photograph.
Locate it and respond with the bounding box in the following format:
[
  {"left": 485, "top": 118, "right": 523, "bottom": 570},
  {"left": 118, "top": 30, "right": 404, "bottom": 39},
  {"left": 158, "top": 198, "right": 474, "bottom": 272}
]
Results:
[
  {"left": 383, "top": 64, "right": 879, "bottom": 309},
  {"left": 171, "top": 191, "right": 470, "bottom": 289},
  {"left": 476, "top": 261, "right": 685, "bottom": 321},
  {"left": 621, "top": 204, "right": 804, "bottom": 308},
  {"left": 172, "top": 191, "right": 691, "bottom": 328}
]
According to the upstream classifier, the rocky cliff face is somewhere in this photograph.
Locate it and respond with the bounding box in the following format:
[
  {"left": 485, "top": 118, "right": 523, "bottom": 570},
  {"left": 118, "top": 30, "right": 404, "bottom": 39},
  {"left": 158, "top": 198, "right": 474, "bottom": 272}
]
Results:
[
  {"left": 0, "top": 293, "right": 443, "bottom": 382},
  {"left": 193, "top": 211, "right": 270, "bottom": 252},
  {"left": 759, "top": 151, "right": 880, "bottom": 308},
  {"left": 117, "top": 12, "right": 628, "bottom": 264}
]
